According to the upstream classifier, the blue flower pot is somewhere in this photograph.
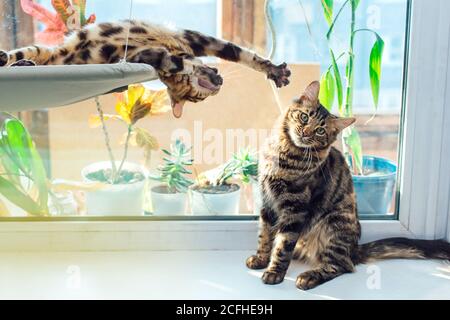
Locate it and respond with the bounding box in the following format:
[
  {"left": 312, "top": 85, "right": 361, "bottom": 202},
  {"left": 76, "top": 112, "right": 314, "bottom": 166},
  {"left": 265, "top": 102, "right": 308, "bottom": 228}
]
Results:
[{"left": 351, "top": 156, "right": 397, "bottom": 216}]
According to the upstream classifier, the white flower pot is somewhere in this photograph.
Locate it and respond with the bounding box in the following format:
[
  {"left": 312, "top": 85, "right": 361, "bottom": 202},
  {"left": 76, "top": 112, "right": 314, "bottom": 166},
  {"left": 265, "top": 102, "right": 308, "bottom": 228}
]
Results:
[
  {"left": 82, "top": 161, "right": 147, "bottom": 216},
  {"left": 151, "top": 185, "right": 188, "bottom": 216},
  {"left": 189, "top": 184, "right": 241, "bottom": 215}
]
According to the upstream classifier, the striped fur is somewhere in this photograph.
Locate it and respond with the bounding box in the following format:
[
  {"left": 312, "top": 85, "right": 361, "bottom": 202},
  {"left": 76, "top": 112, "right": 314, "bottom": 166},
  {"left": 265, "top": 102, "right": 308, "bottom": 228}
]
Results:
[
  {"left": 246, "top": 81, "right": 450, "bottom": 290},
  {"left": 0, "top": 20, "right": 290, "bottom": 117}
]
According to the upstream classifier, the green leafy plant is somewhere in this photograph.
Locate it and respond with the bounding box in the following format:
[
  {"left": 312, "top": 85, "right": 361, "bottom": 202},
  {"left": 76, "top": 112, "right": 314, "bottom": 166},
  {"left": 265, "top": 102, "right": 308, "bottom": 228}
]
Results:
[
  {"left": 215, "top": 149, "right": 258, "bottom": 185},
  {"left": 151, "top": 139, "right": 193, "bottom": 193},
  {"left": 319, "top": 0, "right": 384, "bottom": 175},
  {"left": 0, "top": 114, "right": 49, "bottom": 215}
]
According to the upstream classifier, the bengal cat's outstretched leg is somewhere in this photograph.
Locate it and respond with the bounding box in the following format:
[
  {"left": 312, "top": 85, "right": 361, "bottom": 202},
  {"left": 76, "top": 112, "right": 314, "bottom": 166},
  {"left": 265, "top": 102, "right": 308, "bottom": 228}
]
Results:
[
  {"left": 0, "top": 46, "right": 54, "bottom": 66},
  {"left": 182, "top": 30, "right": 291, "bottom": 88},
  {"left": 246, "top": 207, "right": 278, "bottom": 270},
  {"left": 128, "top": 47, "right": 196, "bottom": 75}
]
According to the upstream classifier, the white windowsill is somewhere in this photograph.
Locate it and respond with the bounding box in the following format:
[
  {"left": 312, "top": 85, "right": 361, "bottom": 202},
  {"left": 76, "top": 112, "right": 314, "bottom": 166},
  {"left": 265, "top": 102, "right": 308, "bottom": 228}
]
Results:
[{"left": 0, "top": 250, "right": 448, "bottom": 299}]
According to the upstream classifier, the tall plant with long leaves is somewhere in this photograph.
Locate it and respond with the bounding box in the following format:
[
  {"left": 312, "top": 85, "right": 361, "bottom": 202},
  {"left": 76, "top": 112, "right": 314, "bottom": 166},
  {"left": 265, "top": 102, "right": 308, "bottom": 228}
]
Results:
[
  {"left": 319, "top": 0, "right": 384, "bottom": 175},
  {"left": 0, "top": 115, "right": 49, "bottom": 215}
]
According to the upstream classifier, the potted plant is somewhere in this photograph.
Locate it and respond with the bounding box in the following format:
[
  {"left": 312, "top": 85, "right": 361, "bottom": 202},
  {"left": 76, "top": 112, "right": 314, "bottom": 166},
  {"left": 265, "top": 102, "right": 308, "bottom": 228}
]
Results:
[
  {"left": 0, "top": 113, "right": 104, "bottom": 216},
  {"left": 0, "top": 114, "right": 49, "bottom": 216},
  {"left": 190, "top": 149, "right": 257, "bottom": 215},
  {"left": 228, "top": 149, "right": 260, "bottom": 215},
  {"left": 319, "top": 0, "right": 396, "bottom": 215},
  {"left": 84, "top": 84, "right": 168, "bottom": 215},
  {"left": 150, "top": 139, "right": 193, "bottom": 216}
]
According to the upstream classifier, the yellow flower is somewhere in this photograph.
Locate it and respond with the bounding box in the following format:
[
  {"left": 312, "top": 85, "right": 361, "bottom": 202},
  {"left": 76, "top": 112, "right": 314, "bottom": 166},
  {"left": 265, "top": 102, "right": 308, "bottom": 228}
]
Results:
[
  {"left": 88, "top": 114, "right": 121, "bottom": 128},
  {"left": 115, "top": 84, "right": 170, "bottom": 125}
]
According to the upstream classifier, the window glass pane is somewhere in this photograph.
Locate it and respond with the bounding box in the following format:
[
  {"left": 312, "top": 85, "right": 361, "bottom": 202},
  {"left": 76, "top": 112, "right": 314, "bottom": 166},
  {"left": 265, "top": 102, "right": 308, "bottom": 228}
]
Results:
[
  {"left": 271, "top": 0, "right": 408, "bottom": 218},
  {"left": 0, "top": 0, "right": 408, "bottom": 219}
]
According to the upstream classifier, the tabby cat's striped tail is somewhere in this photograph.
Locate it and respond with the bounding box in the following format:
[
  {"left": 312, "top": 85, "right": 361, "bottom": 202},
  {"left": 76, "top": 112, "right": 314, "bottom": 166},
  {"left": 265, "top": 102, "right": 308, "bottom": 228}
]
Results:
[{"left": 353, "top": 237, "right": 450, "bottom": 264}]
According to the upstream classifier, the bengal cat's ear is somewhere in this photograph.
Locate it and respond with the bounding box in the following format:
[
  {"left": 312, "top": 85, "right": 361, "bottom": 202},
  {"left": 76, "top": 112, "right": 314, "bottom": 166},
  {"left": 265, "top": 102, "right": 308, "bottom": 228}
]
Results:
[
  {"left": 332, "top": 117, "right": 356, "bottom": 132},
  {"left": 299, "top": 81, "right": 320, "bottom": 105},
  {"left": 172, "top": 100, "right": 186, "bottom": 118}
]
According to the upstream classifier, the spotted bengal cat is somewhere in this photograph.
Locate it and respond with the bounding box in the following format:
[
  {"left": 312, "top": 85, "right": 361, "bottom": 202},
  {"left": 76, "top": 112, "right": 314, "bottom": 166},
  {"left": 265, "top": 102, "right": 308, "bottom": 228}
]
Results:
[
  {"left": 0, "top": 20, "right": 290, "bottom": 117},
  {"left": 247, "top": 81, "right": 450, "bottom": 290}
]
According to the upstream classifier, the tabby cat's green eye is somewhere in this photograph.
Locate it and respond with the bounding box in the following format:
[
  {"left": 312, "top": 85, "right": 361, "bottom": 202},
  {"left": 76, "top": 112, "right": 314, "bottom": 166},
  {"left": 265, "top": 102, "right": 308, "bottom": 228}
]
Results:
[
  {"left": 316, "top": 127, "right": 326, "bottom": 136},
  {"left": 300, "top": 113, "right": 309, "bottom": 123}
]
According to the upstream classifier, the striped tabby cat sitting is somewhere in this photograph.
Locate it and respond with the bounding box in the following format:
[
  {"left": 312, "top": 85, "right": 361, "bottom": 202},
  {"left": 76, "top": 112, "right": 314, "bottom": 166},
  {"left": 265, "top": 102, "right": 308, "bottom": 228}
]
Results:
[
  {"left": 247, "top": 81, "right": 450, "bottom": 290},
  {"left": 0, "top": 20, "right": 290, "bottom": 118}
]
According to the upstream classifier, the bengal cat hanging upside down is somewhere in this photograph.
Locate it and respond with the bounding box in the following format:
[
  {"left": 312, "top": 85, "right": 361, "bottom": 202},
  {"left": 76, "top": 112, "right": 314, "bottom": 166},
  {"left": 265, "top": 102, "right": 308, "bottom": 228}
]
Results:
[
  {"left": 247, "top": 81, "right": 450, "bottom": 290},
  {"left": 0, "top": 20, "right": 291, "bottom": 118}
]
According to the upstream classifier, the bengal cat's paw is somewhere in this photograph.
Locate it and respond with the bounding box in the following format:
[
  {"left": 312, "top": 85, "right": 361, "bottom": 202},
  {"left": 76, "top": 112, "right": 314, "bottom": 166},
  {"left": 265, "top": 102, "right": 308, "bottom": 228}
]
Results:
[
  {"left": 262, "top": 271, "right": 285, "bottom": 285},
  {"left": 10, "top": 59, "right": 36, "bottom": 67},
  {"left": 267, "top": 62, "right": 291, "bottom": 88},
  {"left": 0, "top": 50, "right": 9, "bottom": 67},
  {"left": 296, "top": 271, "right": 322, "bottom": 290},
  {"left": 246, "top": 255, "right": 269, "bottom": 270}
]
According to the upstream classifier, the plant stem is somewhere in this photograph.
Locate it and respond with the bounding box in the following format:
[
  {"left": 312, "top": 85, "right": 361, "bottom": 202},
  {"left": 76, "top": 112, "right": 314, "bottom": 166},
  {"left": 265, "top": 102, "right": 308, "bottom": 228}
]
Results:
[
  {"left": 115, "top": 125, "right": 133, "bottom": 183},
  {"left": 342, "top": 1, "right": 362, "bottom": 175},
  {"left": 95, "top": 96, "right": 117, "bottom": 183}
]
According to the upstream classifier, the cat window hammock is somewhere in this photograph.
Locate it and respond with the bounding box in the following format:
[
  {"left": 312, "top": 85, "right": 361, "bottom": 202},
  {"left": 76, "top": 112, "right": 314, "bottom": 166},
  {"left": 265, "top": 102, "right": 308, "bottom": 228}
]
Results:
[
  {"left": 0, "top": 63, "right": 158, "bottom": 112},
  {"left": 0, "top": 0, "right": 161, "bottom": 112}
]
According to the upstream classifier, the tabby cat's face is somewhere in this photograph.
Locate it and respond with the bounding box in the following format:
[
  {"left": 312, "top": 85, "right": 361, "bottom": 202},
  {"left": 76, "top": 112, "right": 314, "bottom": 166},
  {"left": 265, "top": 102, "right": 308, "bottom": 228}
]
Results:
[{"left": 286, "top": 81, "right": 355, "bottom": 149}]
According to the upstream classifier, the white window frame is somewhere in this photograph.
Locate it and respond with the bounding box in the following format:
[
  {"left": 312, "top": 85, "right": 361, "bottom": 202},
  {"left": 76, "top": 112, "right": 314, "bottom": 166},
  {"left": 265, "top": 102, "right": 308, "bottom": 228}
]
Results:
[{"left": 0, "top": 0, "right": 449, "bottom": 252}]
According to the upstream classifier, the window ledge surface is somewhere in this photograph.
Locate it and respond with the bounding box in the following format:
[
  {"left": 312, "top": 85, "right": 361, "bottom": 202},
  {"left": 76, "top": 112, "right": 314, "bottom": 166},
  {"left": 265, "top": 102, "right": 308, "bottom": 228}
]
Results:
[{"left": 0, "top": 250, "right": 448, "bottom": 299}]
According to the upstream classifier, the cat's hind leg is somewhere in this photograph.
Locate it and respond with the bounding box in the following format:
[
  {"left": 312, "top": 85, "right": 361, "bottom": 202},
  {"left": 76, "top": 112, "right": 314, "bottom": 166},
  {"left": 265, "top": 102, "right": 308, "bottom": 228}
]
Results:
[
  {"left": 296, "top": 213, "right": 358, "bottom": 290},
  {"left": 0, "top": 46, "right": 54, "bottom": 66},
  {"left": 0, "top": 50, "right": 9, "bottom": 66},
  {"left": 10, "top": 60, "right": 37, "bottom": 67}
]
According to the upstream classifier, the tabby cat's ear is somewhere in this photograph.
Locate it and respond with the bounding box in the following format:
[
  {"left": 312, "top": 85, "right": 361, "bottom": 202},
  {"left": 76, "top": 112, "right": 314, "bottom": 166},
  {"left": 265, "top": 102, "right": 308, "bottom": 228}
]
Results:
[
  {"left": 332, "top": 117, "right": 356, "bottom": 132},
  {"left": 172, "top": 100, "right": 186, "bottom": 118},
  {"left": 299, "top": 81, "right": 320, "bottom": 105}
]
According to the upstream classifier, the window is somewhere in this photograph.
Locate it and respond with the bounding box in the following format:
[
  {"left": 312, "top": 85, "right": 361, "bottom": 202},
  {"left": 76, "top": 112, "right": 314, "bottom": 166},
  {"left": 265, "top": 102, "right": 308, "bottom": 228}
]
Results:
[{"left": 0, "top": 0, "right": 409, "bottom": 221}]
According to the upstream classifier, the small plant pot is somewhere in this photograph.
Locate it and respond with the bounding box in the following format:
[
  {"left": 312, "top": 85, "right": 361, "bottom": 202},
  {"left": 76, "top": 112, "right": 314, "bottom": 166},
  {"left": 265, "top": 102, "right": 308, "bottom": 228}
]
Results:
[
  {"left": 190, "top": 184, "right": 241, "bottom": 215},
  {"left": 151, "top": 185, "right": 188, "bottom": 216},
  {"left": 82, "top": 161, "right": 147, "bottom": 216},
  {"left": 351, "top": 156, "right": 397, "bottom": 215}
]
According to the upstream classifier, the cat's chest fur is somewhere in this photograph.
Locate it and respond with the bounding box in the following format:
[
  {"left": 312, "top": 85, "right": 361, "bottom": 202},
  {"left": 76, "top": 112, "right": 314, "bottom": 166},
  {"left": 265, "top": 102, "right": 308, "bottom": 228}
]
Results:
[{"left": 260, "top": 141, "right": 348, "bottom": 215}]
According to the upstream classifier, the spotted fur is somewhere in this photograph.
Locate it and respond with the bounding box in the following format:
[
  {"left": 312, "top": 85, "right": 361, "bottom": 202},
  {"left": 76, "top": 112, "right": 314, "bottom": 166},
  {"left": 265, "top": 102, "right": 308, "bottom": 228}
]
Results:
[
  {"left": 246, "top": 81, "right": 450, "bottom": 290},
  {"left": 0, "top": 20, "right": 290, "bottom": 117}
]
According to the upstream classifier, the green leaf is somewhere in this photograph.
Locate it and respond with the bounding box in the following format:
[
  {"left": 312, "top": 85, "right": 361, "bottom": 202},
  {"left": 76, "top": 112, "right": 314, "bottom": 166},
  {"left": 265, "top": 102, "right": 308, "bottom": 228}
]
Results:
[
  {"left": 330, "top": 50, "right": 344, "bottom": 114},
  {"left": 369, "top": 34, "right": 385, "bottom": 110},
  {"left": 344, "top": 127, "right": 363, "bottom": 175},
  {"left": 4, "top": 119, "right": 33, "bottom": 175},
  {"left": 319, "top": 70, "right": 336, "bottom": 111},
  {"left": 0, "top": 175, "right": 44, "bottom": 215},
  {"left": 4, "top": 119, "right": 48, "bottom": 212},
  {"left": 326, "top": 0, "right": 349, "bottom": 39},
  {"left": 0, "top": 137, "right": 22, "bottom": 188},
  {"left": 351, "top": 0, "right": 360, "bottom": 9},
  {"left": 321, "top": 0, "right": 334, "bottom": 26}
]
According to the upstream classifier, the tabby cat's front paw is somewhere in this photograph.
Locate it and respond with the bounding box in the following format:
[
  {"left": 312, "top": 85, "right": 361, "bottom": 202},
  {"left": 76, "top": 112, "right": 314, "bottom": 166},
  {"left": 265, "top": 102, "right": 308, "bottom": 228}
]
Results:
[
  {"left": 10, "top": 59, "right": 36, "bottom": 67},
  {"left": 296, "top": 270, "right": 322, "bottom": 290},
  {"left": 262, "top": 271, "right": 285, "bottom": 285},
  {"left": 246, "top": 255, "right": 269, "bottom": 270},
  {"left": 267, "top": 62, "right": 291, "bottom": 88},
  {"left": 0, "top": 50, "right": 9, "bottom": 66}
]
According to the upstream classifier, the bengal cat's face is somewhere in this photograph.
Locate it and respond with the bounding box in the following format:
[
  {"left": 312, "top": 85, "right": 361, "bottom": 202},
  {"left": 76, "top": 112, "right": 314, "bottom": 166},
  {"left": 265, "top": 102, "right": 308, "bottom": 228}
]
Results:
[
  {"left": 286, "top": 81, "right": 355, "bottom": 149},
  {"left": 161, "top": 63, "right": 223, "bottom": 117}
]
